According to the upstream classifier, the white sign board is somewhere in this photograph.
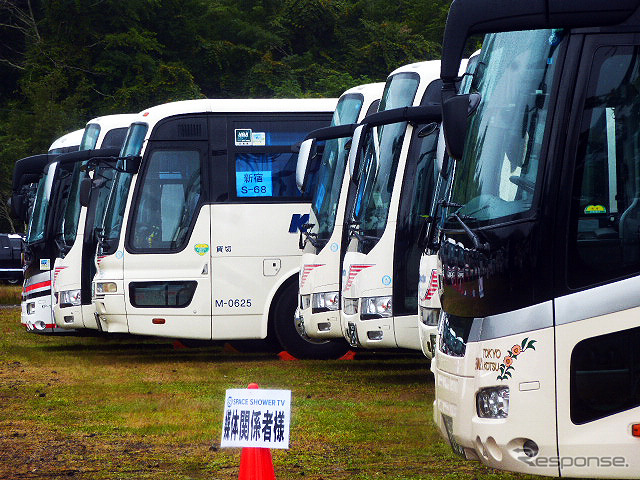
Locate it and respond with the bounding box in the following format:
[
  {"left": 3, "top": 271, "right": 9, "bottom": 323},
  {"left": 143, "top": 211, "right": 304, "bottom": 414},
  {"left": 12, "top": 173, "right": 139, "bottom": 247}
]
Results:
[{"left": 221, "top": 388, "right": 291, "bottom": 449}]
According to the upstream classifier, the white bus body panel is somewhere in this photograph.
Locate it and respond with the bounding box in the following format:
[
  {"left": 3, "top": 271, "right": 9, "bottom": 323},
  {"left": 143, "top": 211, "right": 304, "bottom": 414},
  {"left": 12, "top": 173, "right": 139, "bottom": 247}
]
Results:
[
  {"left": 22, "top": 271, "right": 55, "bottom": 331},
  {"left": 432, "top": 303, "right": 558, "bottom": 477},
  {"left": 555, "top": 282, "right": 640, "bottom": 478}
]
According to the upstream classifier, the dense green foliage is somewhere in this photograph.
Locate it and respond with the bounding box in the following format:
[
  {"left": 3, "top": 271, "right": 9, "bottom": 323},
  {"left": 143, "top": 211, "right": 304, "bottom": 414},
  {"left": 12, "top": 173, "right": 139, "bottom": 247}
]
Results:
[{"left": 0, "top": 0, "right": 450, "bottom": 232}]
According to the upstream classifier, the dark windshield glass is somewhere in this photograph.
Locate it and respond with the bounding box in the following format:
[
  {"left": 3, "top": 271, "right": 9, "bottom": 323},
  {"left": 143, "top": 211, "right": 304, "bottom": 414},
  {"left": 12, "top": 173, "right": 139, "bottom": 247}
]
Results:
[
  {"left": 27, "top": 165, "right": 55, "bottom": 244},
  {"left": 308, "top": 94, "right": 364, "bottom": 248},
  {"left": 99, "top": 123, "right": 148, "bottom": 253},
  {"left": 351, "top": 73, "right": 419, "bottom": 251},
  {"left": 449, "top": 30, "right": 562, "bottom": 223}
]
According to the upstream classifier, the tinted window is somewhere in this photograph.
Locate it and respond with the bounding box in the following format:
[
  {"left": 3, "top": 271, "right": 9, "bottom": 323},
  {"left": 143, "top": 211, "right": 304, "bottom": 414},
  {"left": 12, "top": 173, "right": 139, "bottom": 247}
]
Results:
[
  {"left": 568, "top": 46, "right": 640, "bottom": 288},
  {"left": 571, "top": 326, "right": 640, "bottom": 424}
]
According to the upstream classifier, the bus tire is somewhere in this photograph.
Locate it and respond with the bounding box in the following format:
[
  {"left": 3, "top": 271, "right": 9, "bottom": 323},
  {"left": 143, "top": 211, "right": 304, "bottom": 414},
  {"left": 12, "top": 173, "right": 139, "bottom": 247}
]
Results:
[{"left": 272, "top": 280, "right": 350, "bottom": 360}]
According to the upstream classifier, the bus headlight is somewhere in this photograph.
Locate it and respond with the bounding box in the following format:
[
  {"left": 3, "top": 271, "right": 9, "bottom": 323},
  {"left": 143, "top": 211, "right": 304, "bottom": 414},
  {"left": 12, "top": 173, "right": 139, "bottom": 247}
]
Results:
[
  {"left": 312, "top": 291, "right": 339, "bottom": 312},
  {"left": 59, "top": 289, "right": 82, "bottom": 308},
  {"left": 360, "top": 296, "right": 392, "bottom": 319},
  {"left": 95, "top": 282, "right": 117, "bottom": 294},
  {"left": 477, "top": 386, "right": 509, "bottom": 419}
]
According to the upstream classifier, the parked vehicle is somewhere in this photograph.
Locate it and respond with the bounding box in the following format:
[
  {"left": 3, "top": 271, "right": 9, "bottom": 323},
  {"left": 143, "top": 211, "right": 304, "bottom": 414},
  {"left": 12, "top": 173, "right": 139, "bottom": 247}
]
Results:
[
  {"left": 19, "top": 129, "right": 84, "bottom": 332},
  {"left": 295, "top": 83, "right": 384, "bottom": 348},
  {"left": 432, "top": 0, "right": 640, "bottom": 477},
  {"left": 52, "top": 114, "right": 137, "bottom": 329},
  {"left": 340, "top": 60, "right": 448, "bottom": 351},
  {"left": 91, "top": 99, "right": 350, "bottom": 359},
  {"left": 0, "top": 234, "right": 24, "bottom": 284}
]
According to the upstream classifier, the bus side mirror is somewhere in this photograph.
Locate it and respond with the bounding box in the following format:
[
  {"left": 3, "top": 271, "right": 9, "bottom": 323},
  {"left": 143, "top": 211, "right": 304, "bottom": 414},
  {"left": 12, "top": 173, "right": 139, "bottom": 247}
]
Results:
[
  {"left": 296, "top": 138, "right": 314, "bottom": 193},
  {"left": 8, "top": 195, "right": 25, "bottom": 221},
  {"left": 79, "top": 177, "right": 92, "bottom": 207},
  {"left": 442, "top": 93, "right": 480, "bottom": 160},
  {"left": 348, "top": 124, "right": 366, "bottom": 180}
]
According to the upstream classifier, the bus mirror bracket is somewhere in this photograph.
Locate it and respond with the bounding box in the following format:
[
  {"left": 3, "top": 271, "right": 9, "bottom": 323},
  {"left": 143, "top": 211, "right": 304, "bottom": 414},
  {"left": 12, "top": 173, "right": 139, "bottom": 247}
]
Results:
[
  {"left": 442, "top": 93, "right": 480, "bottom": 161},
  {"left": 123, "top": 156, "right": 141, "bottom": 173}
]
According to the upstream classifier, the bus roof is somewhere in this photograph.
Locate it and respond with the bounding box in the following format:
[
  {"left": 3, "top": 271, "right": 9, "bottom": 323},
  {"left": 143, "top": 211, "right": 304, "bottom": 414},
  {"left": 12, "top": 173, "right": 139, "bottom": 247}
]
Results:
[
  {"left": 132, "top": 98, "right": 339, "bottom": 132},
  {"left": 48, "top": 129, "right": 84, "bottom": 153}
]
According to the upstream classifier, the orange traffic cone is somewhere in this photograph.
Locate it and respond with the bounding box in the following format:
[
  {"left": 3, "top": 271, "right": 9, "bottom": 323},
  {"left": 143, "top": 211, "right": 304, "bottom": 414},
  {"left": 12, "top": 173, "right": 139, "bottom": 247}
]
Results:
[{"left": 238, "top": 383, "right": 276, "bottom": 480}]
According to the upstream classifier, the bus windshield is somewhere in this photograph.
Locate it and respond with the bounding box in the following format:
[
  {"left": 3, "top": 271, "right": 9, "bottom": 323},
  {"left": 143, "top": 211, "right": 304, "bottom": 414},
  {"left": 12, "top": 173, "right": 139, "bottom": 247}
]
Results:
[
  {"left": 352, "top": 73, "right": 419, "bottom": 249},
  {"left": 449, "top": 29, "right": 563, "bottom": 223},
  {"left": 309, "top": 94, "right": 364, "bottom": 248},
  {"left": 100, "top": 123, "right": 148, "bottom": 253},
  {"left": 80, "top": 124, "right": 100, "bottom": 151},
  {"left": 27, "top": 164, "right": 56, "bottom": 244}
]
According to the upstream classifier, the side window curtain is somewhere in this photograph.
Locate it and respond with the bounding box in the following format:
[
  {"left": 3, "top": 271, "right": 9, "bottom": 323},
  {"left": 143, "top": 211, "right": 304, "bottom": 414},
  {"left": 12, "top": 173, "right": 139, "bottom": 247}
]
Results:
[{"left": 130, "top": 149, "right": 201, "bottom": 252}]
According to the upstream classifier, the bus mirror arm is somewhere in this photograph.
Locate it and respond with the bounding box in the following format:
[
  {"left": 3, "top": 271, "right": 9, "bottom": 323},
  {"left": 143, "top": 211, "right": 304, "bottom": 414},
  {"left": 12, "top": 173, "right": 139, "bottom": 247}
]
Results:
[{"left": 298, "top": 223, "right": 319, "bottom": 250}]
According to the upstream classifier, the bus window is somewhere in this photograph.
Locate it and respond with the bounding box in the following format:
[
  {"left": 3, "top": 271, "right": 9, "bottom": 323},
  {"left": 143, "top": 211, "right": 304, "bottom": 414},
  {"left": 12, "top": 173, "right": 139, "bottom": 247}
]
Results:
[
  {"left": 568, "top": 46, "right": 640, "bottom": 288},
  {"left": 130, "top": 149, "right": 201, "bottom": 251}
]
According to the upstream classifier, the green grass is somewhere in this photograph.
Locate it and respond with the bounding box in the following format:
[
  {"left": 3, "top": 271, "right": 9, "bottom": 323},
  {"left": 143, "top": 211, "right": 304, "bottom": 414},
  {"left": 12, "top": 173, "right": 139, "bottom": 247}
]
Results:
[
  {"left": 0, "top": 307, "right": 547, "bottom": 480},
  {"left": 0, "top": 284, "right": 21, "bottom": 304}
]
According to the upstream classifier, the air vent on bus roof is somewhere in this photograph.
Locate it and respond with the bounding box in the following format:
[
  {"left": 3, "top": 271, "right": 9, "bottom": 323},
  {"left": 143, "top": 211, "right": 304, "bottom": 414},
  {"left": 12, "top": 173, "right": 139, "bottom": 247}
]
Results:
[{"left": 178, "top": 123, "right": 203, "bottom": 138}]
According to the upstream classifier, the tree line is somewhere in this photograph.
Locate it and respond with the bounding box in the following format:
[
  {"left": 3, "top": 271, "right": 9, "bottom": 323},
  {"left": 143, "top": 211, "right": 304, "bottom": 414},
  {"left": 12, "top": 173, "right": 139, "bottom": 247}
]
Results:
[{"left": 0, "top": 0, "right": 450, "bottom": 232}]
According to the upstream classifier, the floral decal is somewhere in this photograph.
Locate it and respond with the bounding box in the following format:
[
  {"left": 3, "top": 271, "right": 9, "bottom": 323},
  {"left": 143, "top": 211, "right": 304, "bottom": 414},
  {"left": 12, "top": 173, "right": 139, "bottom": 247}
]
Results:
[{"left": 497, "top": 337, "right": 536, "bottom": 380}]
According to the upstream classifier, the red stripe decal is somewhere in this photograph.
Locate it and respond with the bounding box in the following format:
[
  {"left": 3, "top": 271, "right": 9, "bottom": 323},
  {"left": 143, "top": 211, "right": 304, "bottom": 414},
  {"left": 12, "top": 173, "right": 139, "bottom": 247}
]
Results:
[{"left": 25, "top": 280, "right": 52, "bottom": 293}]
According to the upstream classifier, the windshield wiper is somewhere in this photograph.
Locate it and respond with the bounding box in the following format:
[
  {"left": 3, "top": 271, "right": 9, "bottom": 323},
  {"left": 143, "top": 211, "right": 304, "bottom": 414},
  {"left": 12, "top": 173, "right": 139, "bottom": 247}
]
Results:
[
  {"left": 451, "top": 212, "right": 490, "bottom": 252},
  {"left": 348, "top": 224, "right": 379, "bottom": 245}
]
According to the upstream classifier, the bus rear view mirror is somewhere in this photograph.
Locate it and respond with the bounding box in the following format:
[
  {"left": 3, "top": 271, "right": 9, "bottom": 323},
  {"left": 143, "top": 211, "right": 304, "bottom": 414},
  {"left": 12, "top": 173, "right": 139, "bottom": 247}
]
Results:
[
  {"left": 442, "top": 93, "right": 480, "bottom": 160},
  {"left": 8, "top": 195, "right": 25, "bottom": 221},
  {"left": 348, "top": 124, "right": 366, "bottom": 180},
  {"left": 296, "top": 139, "right": 314, "bottom": 193},
  {"left": 79, "top": 176, "right": 92, "bottom": 207}
]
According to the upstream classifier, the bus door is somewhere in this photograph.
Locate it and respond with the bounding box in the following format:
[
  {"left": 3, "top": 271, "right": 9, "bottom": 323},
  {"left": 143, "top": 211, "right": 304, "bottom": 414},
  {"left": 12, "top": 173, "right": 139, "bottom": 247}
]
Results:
[
  {"left": 211, "top": 114, "right": 327, "bottom": 340},
  {"left": 124, "top": 134, "right": 212, "bottom": 339},
  {"left": 554, "top": 34, "right": 640, "bottom": 477}
]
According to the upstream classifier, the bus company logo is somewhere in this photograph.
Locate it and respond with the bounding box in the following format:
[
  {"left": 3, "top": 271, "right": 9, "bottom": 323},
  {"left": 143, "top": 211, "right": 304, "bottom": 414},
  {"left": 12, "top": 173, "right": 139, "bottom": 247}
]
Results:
[
  {"left": 420, "top": 269, "right": 439, "bottom": 301},
  {"left": 382, "top": 275, "right": 391, "bottom": 286},
  {"left": 289, "top": 214, "right": 310, "bottom": 233},
  {"left": 234, "top": 129, "right": 252, "bottom": 146},
  {"left": 194, "top": 244, "right": 210, "bottom": 256},
  {"left": 343, "top": 264, "right": 373, "bottom": 291},
  {"left": 496, "top": 337, "right": 537, "bottom": 380},
  {"left": 40, "top": 259, "right": 51, "bottom": 271},
  {"left": 584, "top": 204, "right": 606, "bottom": 214},
  {"left": 300, "top": 264, "right": 324, "bottom": 288},
  {"left": 330, "top": 242, "right": 339, "bottom": 252}
]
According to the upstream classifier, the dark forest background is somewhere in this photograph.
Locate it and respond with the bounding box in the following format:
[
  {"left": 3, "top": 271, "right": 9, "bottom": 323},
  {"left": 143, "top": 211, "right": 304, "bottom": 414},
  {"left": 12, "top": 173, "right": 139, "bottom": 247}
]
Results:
[{"left": 0, "top": 0, "right": 451, "bottom": 232}]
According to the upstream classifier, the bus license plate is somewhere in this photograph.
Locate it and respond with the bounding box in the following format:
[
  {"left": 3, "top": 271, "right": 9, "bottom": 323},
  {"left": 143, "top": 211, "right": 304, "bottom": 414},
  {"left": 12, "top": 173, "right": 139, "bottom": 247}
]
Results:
[{"left": 442, "top": 414, "right": 466, "bottom": 458}]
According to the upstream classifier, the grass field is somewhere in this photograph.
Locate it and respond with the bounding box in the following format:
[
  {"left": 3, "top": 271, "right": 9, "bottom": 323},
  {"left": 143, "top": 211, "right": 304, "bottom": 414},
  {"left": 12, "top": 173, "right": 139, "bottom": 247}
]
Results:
[{"left": 0, "top": 306, "right": 546, "bottom": 480}]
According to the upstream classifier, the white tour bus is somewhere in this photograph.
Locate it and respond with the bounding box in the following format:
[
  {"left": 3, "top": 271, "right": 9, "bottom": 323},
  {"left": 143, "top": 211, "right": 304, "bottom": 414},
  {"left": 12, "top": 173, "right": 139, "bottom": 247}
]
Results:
[
  {"left": 91, "top": 98, "right": 355, "bottom": 359},
  {"left": 52, "top": 114, "right": 137, "bottom": 330},
  {"left": 432, "top": 0, "right": 640, "bottom": 477},
  {"left": 295, "top": 83, "right": 384, "bottom": 347},
  {"left": 20, "top": 129, "right": 84, "bottom": 332},
  {"left": 340, "top": 60, "right": 449, "bottom": 351}
]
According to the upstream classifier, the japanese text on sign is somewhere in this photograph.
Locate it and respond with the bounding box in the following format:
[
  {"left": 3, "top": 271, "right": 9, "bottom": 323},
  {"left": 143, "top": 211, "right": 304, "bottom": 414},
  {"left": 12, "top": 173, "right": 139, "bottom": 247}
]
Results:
[
  {"left": 236, "top": 170, "right": 272, "bottom": 197},
  {"left": 221, "top": 388, "right": 291, "bottom": 449}
]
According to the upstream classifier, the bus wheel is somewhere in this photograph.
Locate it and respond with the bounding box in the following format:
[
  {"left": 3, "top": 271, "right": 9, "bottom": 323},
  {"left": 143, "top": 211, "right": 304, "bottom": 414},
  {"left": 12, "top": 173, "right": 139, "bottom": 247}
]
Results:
[{"left": 273, "top": 281, "right": 350, "bottom": 360}]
